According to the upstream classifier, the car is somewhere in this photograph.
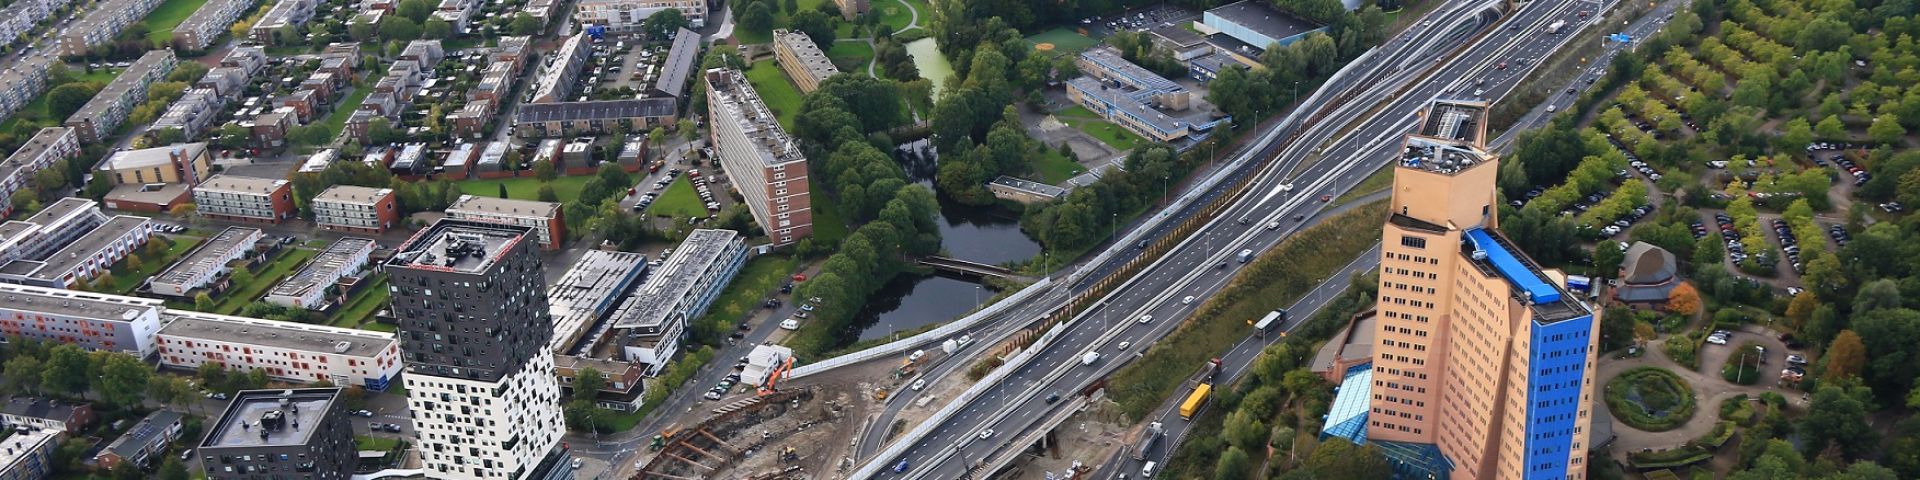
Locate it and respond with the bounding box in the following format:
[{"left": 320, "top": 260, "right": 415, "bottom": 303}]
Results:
[
  {"left": 1293, "top": 214, "right": 1306, "bottom": 221},
  {"left": 1566, "top": 87, "right": 1576, "bottom": 94},
  {"left": 1266, "top": 221, "right": 1279, "bottom": 230},
  {"left": 1117, "top": 341, "right": 1131, "bottom": 350},
  {"left": 571, "top": 458, "right": 584, "bottom": 469},
  {"left": 908, "top": 349, "right": 925, "bottom": 362},
  {"left": 978, "top": 429, "right": 995, "bottom": 440},
  {"left": 1045, "top": 392, "right": 1061, "bottom": 404},
  {"left": 179, "top": 448, "right": 194, "bottom": 461},
  {"left": 381, "top": 423, "right": 403, "bottom": 432},
  {"left": 800, "top": 304, "right": 815, "bottom": 312},
  {"left": 207, "top": 392, "right": 229, "bottom": 400},
  {"left": 1138, "top": 315, "right": 1152, "bottom": 324},
  {"left": 793, "top": 311, "right": 809, "bottom": 319},
  {"left": 894, "top": 460, "right": 911, "bottom": 473},
  {"left": 1497, "top": 61, "right": 1508, "bottom": 69},
  {"left": 704, "top": 390, "right": 722, "bottom": 400},
  {"left": 780, "top": 283, "right": 794, "bottom": 294},
  {"left": 1320, "top": 194, "right": 1332, "bottom": 202},
  {"left": 352, "top": 410, "right": 374, "bottom": 417},
  {"left": 910, "top": 379, "right": 927, "bottom": 391},
  {"left": 1182, "top": 295, "right": 1195, "bottom": 305},
  {"left": 1786, "top": 354, "right": 1808, "bottom": 366},
  {"left": 1706, "top": 334, "right": 1728, "bottom": 345}
]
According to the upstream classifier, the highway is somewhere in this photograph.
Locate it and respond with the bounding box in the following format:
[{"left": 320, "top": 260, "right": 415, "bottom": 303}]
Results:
[{"left": 864, "top": 0, "right": 1623, "bottom": 477}]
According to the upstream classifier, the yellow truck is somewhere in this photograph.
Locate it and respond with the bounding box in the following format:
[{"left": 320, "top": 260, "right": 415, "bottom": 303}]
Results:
[{"left": 1179, "top": 383, "right": 1212, "bottom": 420}]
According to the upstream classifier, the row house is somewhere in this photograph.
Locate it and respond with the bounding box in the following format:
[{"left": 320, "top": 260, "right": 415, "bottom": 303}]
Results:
[{"left": 0, "top": 215, "right": 151, "bottom": 288}]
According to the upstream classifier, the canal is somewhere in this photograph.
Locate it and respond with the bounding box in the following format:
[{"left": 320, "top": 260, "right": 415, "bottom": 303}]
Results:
[{"left": 904, "top": 38, "right": 954, "bottom": 99}]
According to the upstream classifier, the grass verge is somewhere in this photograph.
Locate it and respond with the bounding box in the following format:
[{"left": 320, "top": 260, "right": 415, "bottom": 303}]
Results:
[
  {"left": 316, "top": 84, "right": 373, "bottom": 141},
  {"left": 1331, "top": 165, "right": 1393, "bottom": 206},
  {"left": 1107, "top": 199, "right": 1386, "bottom": 420},
  {"left": 689, "top": 255, "right": 797, "bottom": 344},
  {"left": 109, "top": 236, "right": 198, "bottom": 294},
  {"left": 213, "top": 247, "right": 319, "bottom": 315},
  {"left": 355, "top": 435, "right": 401, "bottom": 451},
  {"left": 453, "top": 175, "right": 593, "bottom": 203},
  {"left": 329, "top": 275, "right": 390, "bottom": 331},
  {"left": 827, "top": 40, "right": 875, "bottom": 74},
  {"left": 1031, "top": 148, "right": 1084, "bottom": 184},
  {"left": 1058, "top": 114, "right": 1144, "bottom": 151}
]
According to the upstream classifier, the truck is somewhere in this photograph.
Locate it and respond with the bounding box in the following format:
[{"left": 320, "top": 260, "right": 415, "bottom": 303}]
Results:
[
  {"left": 1237, "top": 248, "right": 1255, "bottom": 263},
  {"left": 1178, "top": 383, "right": 1212, "bottom": 419},
  {"left": 1546, "top": 20, "right": 1567, "bottom": 34},
  {"left": 1252, "top": 309, "right": 1288, "bottom": 338},
  {"left": 1132, "top": 422, "right": 1164, "bottom": 461}
]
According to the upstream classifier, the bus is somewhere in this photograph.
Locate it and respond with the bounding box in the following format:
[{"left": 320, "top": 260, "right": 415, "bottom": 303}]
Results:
[{"left": 1252, "top": 309, "right": 1288, "bottom": 337}]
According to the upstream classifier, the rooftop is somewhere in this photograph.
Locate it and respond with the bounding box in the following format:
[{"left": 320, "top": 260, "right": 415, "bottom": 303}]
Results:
[
  {"left": 102, "top": 142, "right": 207, "bottom": 171},
  {"left": 155, "top": 226, "right": 261, "bottom": 286},
  {"left": 1205, "top": 0, "right": 1324, "bottom": 47},
  {"left": 653, "top": 27, "right": 701, "bottom": 97},
  {"left": 102, "top": 410, "right": 183, "bottom": 460},
  {"left": 1, "top": 397, "right": 88, "bottom": 421},
  {"left": 0, "top": 127, "right": 74, "bottom": 180},
  {"left": 514, "top": 98, "right": 677, "bottom": 123},
  {"left": 611, "top": 229, "right": 739, "bottom": 330},
  {"left": 549, "top": 250, "right": 647, "bottom": 354},
  {"left": 704, "top": 69, "right": 806, "bottom": 167},
  {"left": 388, "top": 219, "right": 531, "bottom": 274},
  {"left": 1149, "top": 23, "right": 1207, "bottom": 47},
  {"left": 1461, "top": 228, "right": 1591, "bottom": 323},
  {"left": 1080, "top": 47, "right": 1182, "bottom": 93},
  {"left": 772, "top": 29, "right": 839, "bottom": 82},
  {"left": 27, "top": 216, "right": 150, "bottom": 280},
  {"left": 70, "top": 50, "right": 174, "bottom": 124},
  {"left": 267, "top": 237, "right": 373, "bottom": 300},
  {"left": 158, "top": 310, "right": 393, "bottom": 357},
  {"left": 1066, "top": 76, "right": 1218, "bottom": 136},
  {"left": 0, "top": 427, "right": 58, "bottom": 470},
  {"left": 201, "top": 388, "right": 339, "bottom": 449},
  {"left": 313, "top": 185, "right": 391, "bottom": 205},
  {"left": 196, "top": 174, "right": 289, "bottom": 195},
  {"left": 447, "top": 195, "right": 561, "bottom": 218},
  {"left": 104, "top": 182, "right": 193, "bottom": 206},
  {"left": 25, "top": 197, "right": 98, "bottom": 227},
  {"left": 1416, "top": 99, "right": 1488, "bottom": 145},
  {"left": 990, "top": 176, "right": 1067, "bottom": 198},
  {"left": 1397, "top": 137, "right": 1491, "bottom": 176},
  {"left": 0, "top": 283, "right": 160, "bottom": 320}
]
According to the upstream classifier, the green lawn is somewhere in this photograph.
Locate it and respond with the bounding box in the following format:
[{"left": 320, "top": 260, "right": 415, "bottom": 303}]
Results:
[
  {"left": 328, "top": 276, "right": 389, "bottom": 331},
  {"left": 355, "top": 436, "right": 401, "bottom": 451},
  {"left": 1060, "top": 116, "right": 1146, "bottom": 151},
  {"left": 878, "top": 0, "right": 926, "bottom": 33},
  {"left": 827, "top": 41, "right": 875, "bottom": 75},
  {"left": 734, "top": 0, "right": 833, "bottom": 44},
  {"left": 0, "top": 68, "right": 121, "bottom": 133},
  {"left": 453, "top": 175, "right": 594, "bottom": 203},
  {"left": 212, "top": 247, "right": 319, "bottom": 315},
  {"left": 1025, "top": 27, "right": 1098, "bottom": 54},
  {"left": 744, "top": 60, "right": 804, "bottom": 132},
  {"left": 1030, "top": 148, "right": 1084, "bottom": 184},
  {"left": 808, "top": 178, "right": 848, "bottom": 245},
  {"left": 646, "top": 176, "right": 706, "bottom": 218},
  {"left": 107, "top": 236, "right": 200, "bottom": 294},
  {"left": 143, "top": 0, "right": 213, "bottom": 45},
  {"left": 1058, "top": 105, "right": 1098, "bottom": 118},
  {"left": 315, "top": 84, "right": 373, "bottom": 142},
  {"left": 1332, "top": 164, "right": 1394, "bottom": 206}
]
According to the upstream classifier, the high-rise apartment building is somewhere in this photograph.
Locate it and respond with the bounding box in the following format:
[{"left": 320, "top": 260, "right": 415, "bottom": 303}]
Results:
[
  {"left": 703, "top": 68, "right": 812, "bottom": 246},
  {"left": 1350, "top": 99, "right": 1599, "bottom": 480},
  {"left": 388, "top": 220, "right": 570, "bottom": 480}
]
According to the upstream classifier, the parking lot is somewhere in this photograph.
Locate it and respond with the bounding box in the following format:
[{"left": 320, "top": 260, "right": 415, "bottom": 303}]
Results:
[{"left": 1079, "top": 4, "right": 1200, "bottom": 37}]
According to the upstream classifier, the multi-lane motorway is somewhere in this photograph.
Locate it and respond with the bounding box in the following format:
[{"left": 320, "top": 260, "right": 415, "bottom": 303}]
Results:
[{"left": 861, "top": 0, "right": 1664, "bottom": 477}]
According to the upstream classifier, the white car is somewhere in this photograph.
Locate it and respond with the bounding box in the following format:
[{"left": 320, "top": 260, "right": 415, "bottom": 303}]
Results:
[
  {"left": 1706, "top": 334, "right": 1728, "bottom": 345},
  {"left": 977, "top": 429, "right": 994, "bottom": 440},
  {"left": 910, "top": 379, "right": 926, "bottom": 391},
  {"left": 1138, "top": 315, "right": 1152, "bottom": 324},
  {"left": 1182, "top": 296, "right": 1195, "bottom": 305},
  {"left": 1117, "top": 341, "right": 1132, "bottom": 350}
]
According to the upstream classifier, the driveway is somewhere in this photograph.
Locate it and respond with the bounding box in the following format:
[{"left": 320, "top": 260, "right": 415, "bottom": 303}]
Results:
[{"left": 1594, "top": 324, "right": 1803, "bottom": 461}]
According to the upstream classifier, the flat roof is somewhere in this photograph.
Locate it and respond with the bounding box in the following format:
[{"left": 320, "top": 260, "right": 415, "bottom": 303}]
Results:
[
  {"left": 388, "top": 219, "right": 531, "bottom": 274},
  {"left": 653, "top": 27, "right": 701, "bottom": 97},
  {"left": 773, "top": 29, "right": 839, "bottom": 82},
  {"left": 990, "top": 175, "right": 1067, "bottom": 197},
  {"left": 0, "top": 282, "right": 159, "bottom": 321},
  {"left": 0, "top": 427, "right": 58, "bottom": 471},
  {"left": 159, "top": 310, "right": 393, "bottom": 357},
  {"left": 313, "top": 185, "right": 391, "bottom": 205},
  {"left": 201, "top": 388, "right": 339, "bottom": 449},
  {"left": 1206, "top": 0, "right": 1324, "bottom": 46},
  {"left": 448, "top": 195, "right": 561, "bottom": 219},
  {"left": 102, "top": 410, "right": 183, "bottom": 460},
  {"left": 1080, "top": 47, "right": 1182, "bottom": 93},
  {"left": 704, "top": 68, "right": 806, "bottom": 167},
  {"left": 1, "top": 128, "right": 74, "bottom": 181},
  {"left": 104, "top": 182, "right": 193, "bottom": 206},
  {"left": 25, "top": 197, "right": 98, "bottom": 226},
  {"left": 1417, "top": 99, "right": 1489, "bottom": 144},
  {"left": 514, "top": 98, "right": 677, "bottom": 123},
  {"left": 70, "top": 50, "right": 173, "bottom": 124},
  {"left": 611, "top": 229, "right": 739, "bottom": 330},
  {"left": 1149, "top": 24, "right": 1206, "bottom": 47},
  {"left": 31, "top": 216, "right": 149, "bottom": 279},
  {"left": 1461, "top": 228, "right": 1591, "bottom": 323},
  {"left": 548, "top": 250, "right": 647, "bottom": 354},
  {"left": 196, "top": 174, "right": 288, "bottom": 195},
  {"left": 1067, "top": 76, "right": 1206, "bottom": 135},
  {"left": 267, "top": 237, "right": 373, "bottom": 300},
  {"left": 155, "top": 226, "right": 261, "bottom": 286},
  {"left": 102, "top": 143, "right": 207, "bottom": 171}
]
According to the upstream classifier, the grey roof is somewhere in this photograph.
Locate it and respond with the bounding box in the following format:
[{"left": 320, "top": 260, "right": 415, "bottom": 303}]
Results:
[
  {"left": 1205, "top": 0, "right": 1324, "bottom": 47},
  {"left": 1, "top": 397, "right": 87, "bottom": 422},
  {"left": 1067, "top": 77, "right": 1191, "bottom": 136},
  {"left": 25, "top": 197, "right": 97, "bottom": 226},
  {"left": 448, "top": 195, "right": 560, "bottom": 218},
  {"left": 0, "top": 283, "right": 161, "bottom": 321},
  {"left": 0, "top": 128, "right": 74, "bottom": 181},
  {"left": 990, "top": 175, "right": 1067, "bottom": 197},
  {"left": 103, "top": 143, "right": 207, "bottom": 171},
  {"left": 312, "top": 185, "right": 391, "bottom": 205},
  {"left": 27, "top": 215, "right": 149, "bottom": 280},
  {"left": 514, "top": 98, "right": 678, "bottom": 123},
  {"left": 266, "top": 237, "right": 373, "bottom": 300},
  {"left": 611, "top": 229, "right": 739, "bottom": 330},
  {"left": 772, "top": 29, "right": 838, "bottom": 82},
  {"left": 1080, "top": 47, "right": 1182, "bottom": 93},
  {"left": 1148, "top": 24, "right": 1206, "bottom": 48},
  {"left": 155, "top": 226, "right": 261, "bottom": 286},
  {"left": 705, "top": 69, "right": 806, "bottom": 167},
  {"left": 1622, "top": 242, "right": 1677, "bottom": 285},
  {"left": 653, "top": 27, "right": 701, "bottom": 97},
  {"left": 548, "top": 250, "right": 647, "bottom": 354},
  {"left": 69, "top": 50, "right": 174, "bottom": 125},
  {"left": 202, "top": 389, "right": 340, "bottom": 448},
  {"left": 1309, "top": 310, "right": 1375, "bottom": 374},
  {"left": 196, "top": 174, "right": 287, "bottom": 195},
  {"left": 158, "top": 310, "right": 394, "bottom": 357},
  {"left": 101, "top": 409, "right": 182, "bottom": 459},
  {"left": 388, "top": 219, "right": 532, "bottom": 274}
]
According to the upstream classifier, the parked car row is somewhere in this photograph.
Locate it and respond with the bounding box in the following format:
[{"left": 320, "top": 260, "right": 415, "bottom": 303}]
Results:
[
  {"left": 1599, "top": 205, "right": 1654, "bottom": 237},
  {"left": 1690, "top": 220, "right": 1709, "bottom": 239},
  {"left": 1713, "top": 212, "right": 1762, "bottom": 266},
  {"left": 1559, "top": 189, "right": 1613, "bottom": 218},
  {"left": 1827, "top": 223, "right": 1852, "bottom": 247},
  {"left": 1809, "top": 145, "right": 1874, "bottom": 186},
  {"left": 691, "top": 170, "right": 722, "bottom": 212},
  {"left": 1768, "top": 218, "right": 1806, "bottom": 274},
  {"left": 1707, "top": 329, "right": 1732, "bottom": 345},
  {"left": 704, "top": 373, "right": 744, "bottom": 401}
]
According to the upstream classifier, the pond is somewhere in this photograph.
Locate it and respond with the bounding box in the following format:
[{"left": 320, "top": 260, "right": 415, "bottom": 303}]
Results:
[
  {"left": 904, "top": 38, "right": 954, "bottom": 99},
  {"left": 897, "top": 140, "right": 1043, "bottom": 266},
  {"left": 847, "top": 272, "right": 994, "bottom": 341}
]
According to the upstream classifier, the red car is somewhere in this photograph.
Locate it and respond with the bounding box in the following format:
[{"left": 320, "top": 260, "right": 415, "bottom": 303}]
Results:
[{"left": 1320, "top": 194, "right": 1333, "bottom": 202}]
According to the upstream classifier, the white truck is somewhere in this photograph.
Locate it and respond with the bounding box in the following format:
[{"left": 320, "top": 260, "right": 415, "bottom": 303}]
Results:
[{"left": 1546, "top": 20, "right": 1567, "bottom": 34}]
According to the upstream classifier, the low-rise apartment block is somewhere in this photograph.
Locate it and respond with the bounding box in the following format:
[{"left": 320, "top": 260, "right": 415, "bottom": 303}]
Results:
[
  {"left": 250, "top": 0, "right": 317, "bottom": 44},
  {"left": 0, "top": 55, "right": 53, "bottom": 126},
  {"left": 549, "top": 250, "right": 647, "bottom": 356},
  {"left": 512, "top": 98, "right": 678, "bottom": 138},
  {"left": 149, "top": 226, "right": 263, "bottom": 297},
  {"left": 93, "top": 409, "right": 181, "bottom": 470},
  {"left": 445, "top": 195, "right": 566, "bottom": 250},
  {"left": 0, "top": 0, "right": 73, "bottom": 50},
  {"left": 192, "top": 174, "right": 295, "bottom": 224},
  {"left": 263, "top": 237, "right": 373, "bottom": 310},
  {"left": 312, "top": 185, "right": 398, "bottom": 233},
  {"left": 0, "top": 214, "right": 152, "bottom": 288},
  {"left": 574, "top": 0, "right": 705, "bottom": 32},
  {"left": 0, "top": 427, "right": 60, "bottom": 480},
  {"left": 651, "top": 27, "right": 700, "bottom": 99},
  {"left": 157, "top": 310, "right": 402, "bottom": 390},
  {"left": 0, "top": 127, "right": 80, "bottom": 218},
  {"left": 0, "top": 283, "right": 165, "bottom": 357},
  {"left": 173, "top": 0, "right": 258, "bottom": 51},
  {"left": 0, "top": 398, "right": 94, "bottom": 435},
  {"left": 198, "top": 388, "right": 357, "bottom": 480},
  {"left": 704, "top": 68, "right": 812, "bottom": 245},
  {"left": 772, "top": 29, "right": 838, "bottom": 93},
  {"left": 58, "top": 0, "right": 164, "bottom": 56},
  {"left": 529, "top": 33, "right": 591, "bottom": 104},
  {"left": 64, "top": 50, "right": 177, "bottom": 143},
  {"left": 606, "top": 229, "right": 745, "bottom": 374}
]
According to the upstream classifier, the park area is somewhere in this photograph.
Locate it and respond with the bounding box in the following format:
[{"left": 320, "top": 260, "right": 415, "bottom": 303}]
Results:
[
  {"left": 1025, "top": 28, "right": 1099, "bottom": 54},
  {"left": 142, "top": 0, "right": 212, "bottom": 45},
  {"left": 454, "top": 175, "right": 594, "bottom": 203},
  {"left": 1605, "top": 367, "right": 1697, "bottom": 432}
]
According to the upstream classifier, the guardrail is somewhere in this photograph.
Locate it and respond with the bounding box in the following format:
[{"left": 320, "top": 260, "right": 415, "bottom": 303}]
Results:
[{"left": 787, "top": 277, "right": 1055, "bottom": 379}]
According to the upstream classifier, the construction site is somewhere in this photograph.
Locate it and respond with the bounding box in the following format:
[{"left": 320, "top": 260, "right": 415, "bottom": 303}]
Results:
[{"left": 632, "top": 388, "right": 846, "bottom": 480}]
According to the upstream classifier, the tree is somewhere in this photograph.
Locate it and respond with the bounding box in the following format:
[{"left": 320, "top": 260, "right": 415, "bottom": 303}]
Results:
[
  {"left": 396, "top": 0, "right": 431, "bottom": 22},
  {"left": 533, "top": 159, "right": 557, "bottom": 181},
  {"left": 1221, "top": 409, "right": 1267, "bottom": 450},
  {"left": 781, "top": 0, "right": 796, "bottom": 13},
  {"left": 1853, "top": 278, "right": 1903, "bottom": 313},
  {"left": 194, "top": 292, "right": 215, "bottom": 311},
  {"left": 574, "top": 367, "right": 606, "bottom": 395},
  {"left": 41, "top": 345, "right": 91, "bottom": 399},
  {"left": 1665, "top": 282, "right": 1701, "bottom": 315},
  {"left": 147, "top": 375, "right": 195, "bottom": 412},
  {"left": 1870, "top": 113, "right": 1906, "bottom": 145},
  {"left": 1214, "top": 446, "right": 1253, "bottom": 480},
  {"left": 1305, "top": 440, "right": 1393, "bottom": 480},
  {"left": 641, "top": 8, "right": 690, "bottom": 39},
  {"left": 678, "top": 118, "right": 697, "bottom": 142},
  {"left": 95, "top": 353, "right": 150, "bottom": 407},
  {"left": 379, "top": 17, "right": 422, "bottom": 41},
  {"left": 159, "top": 458, "right": 190, "bottom": 480},
  {"left": 1781, "top": 117, "right": 1813, "bottom": 150},
  {"left": 1786, "top": 291, "right": 1818, "bottom": 329},
  {"left": 537, "top": 184, "right": 559, "bottom": 202},
  {"left": 1816, "top": 115, "right": 1848, "bottom": 140},
  {"left": 739, "top": 1, "right": 773, "bottom": 36},
  {"left": 497, "top": 183, "right": 510, "bottom": 198},
  {"left": 198, "top": 362, "right": 228, "bottom": 391},
  {"left": 790, "top": 10, "right": 836, "bottom": 46},
  {"left": 510, "top": 13, "right": 541, "bottom": 35},
  {"left": 1798, "top": 381, "right": 1879, "bottom": 459},
  {"left": 1592, "top": 241, "right": 1625, "bottom": 277},
  {"left": 2, "top": 356, "right": 43, "bottom": 396},
  {"left": 423, "top": 17, "right": 453, "bottom": 39},
  {"left": 349, "top": 19, "right": 377, "bottom": 41},
  {"left": 648, "top": 128, "right": 669, "bottom": 158},
  {"left": 1825, "top": 330, "right": 1866, "bottom": 380},
  {"left": 46, "top": 83, "right": 99, "bottom": 119}
]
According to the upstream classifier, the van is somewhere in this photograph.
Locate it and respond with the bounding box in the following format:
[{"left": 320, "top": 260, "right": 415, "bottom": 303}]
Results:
[
  {"left": 780, "top": 318, "right": 799, "bottom": 330},
  {"left": 1142, "top": 461, "right": 1157, "bottom": 477},
  {"left": 1237, "top": 249, "right": 1254, "bottom": 263}
]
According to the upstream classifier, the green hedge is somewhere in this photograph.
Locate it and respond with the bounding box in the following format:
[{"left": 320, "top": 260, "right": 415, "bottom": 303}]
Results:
[
  {"left": 1628, "top": 447, "right": 1712, "bottom": 469},
  {"left": 1696, "top": 421, "right": 1736, "bottom": 449},
  {"left": 1605, "top": 367, "right": 1697, "bottom": 432}
]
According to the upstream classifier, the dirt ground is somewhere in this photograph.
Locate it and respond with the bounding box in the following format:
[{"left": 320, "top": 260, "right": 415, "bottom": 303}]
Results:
[{"left": 993, "top": 397, "right": 1132, "bottom": 480}]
